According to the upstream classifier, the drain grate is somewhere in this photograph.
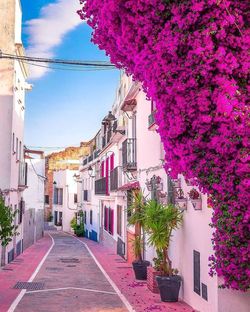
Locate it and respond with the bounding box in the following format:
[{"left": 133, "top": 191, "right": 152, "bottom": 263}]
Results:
[
  {"left": 13, "top": 282, "right": 45, "bottom": 290},
  {"left": 59, "top": 258, "right": 80, "bottom": 264},
  {"left": 66, "top": 265, "right": 76, "bottom": 267}
]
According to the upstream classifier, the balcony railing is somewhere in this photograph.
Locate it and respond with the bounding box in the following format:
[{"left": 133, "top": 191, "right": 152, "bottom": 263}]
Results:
[
  {"left": 110, "top": 167, "right": 118, "bottom": 191},
  {"left": 94, "top": 149, "right": 100, "bottom": 159},
  {"left": 95, "top": 177, "right": 106, "bottom": 195},
  {"left": 88, "top": 154, "right": 93, "bottom": 162},
  {"left": 122, "top": 138, "right": 137, "bottom": 171},
  {"left": 18, "top": 161, "right": 27, "bottom": 187},
  {"left": 82, "top": 158, "right": 88, "bottom": 166},
  {"left": 148, "top": 111, "right": 156, "bottom": 128}
]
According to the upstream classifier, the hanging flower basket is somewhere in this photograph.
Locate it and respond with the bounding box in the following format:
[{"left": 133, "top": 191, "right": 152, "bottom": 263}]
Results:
[
  {"left": 188, "top": 188, "right": 202, "bottom": 210},
  {"left": 174, "top": 187, "right": 187, "bottom": 211}
]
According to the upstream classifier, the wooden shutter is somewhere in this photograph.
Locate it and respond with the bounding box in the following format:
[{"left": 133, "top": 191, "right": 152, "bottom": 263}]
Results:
[
  {"left": 117, "top": 205, "right": 122, "bottom": 236},
  {"left": 54, "top": 188, "right": 58, "bottom": 204},
  {"left": 105, "top": 157, "right": 109, "bottom": 195},
  {"left": 193, "top": 250, "right": 201, "bottom": 295},
  {"left": 104, "top": 206, "right": 108, "bottom": 231},
  {"left": 101, "top": 161, "right": 104, "bottom": 177},
  {"left": 110, "top": 153, "right": 114, "bottom": 171},
  {"left": 109, "top": 208, "right": 114, "bottom": 235}
]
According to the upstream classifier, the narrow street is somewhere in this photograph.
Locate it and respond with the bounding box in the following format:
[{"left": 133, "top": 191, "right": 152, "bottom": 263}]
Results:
[{"left": 13, "top": 232, "right": 128, "bottom": 312}]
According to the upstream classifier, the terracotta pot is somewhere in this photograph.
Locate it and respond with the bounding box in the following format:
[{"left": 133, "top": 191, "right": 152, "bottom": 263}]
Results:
[{"left": 147, "top": 266, "right": 163, "bottom": 293}]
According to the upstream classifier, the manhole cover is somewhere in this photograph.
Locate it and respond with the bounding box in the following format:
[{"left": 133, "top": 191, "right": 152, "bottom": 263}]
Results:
[
  {"left": 13, "top": 282, "right": 45, "bottom": 290},
  {"left": 59, "top": 258, "right": 80, "bottom": 263}
]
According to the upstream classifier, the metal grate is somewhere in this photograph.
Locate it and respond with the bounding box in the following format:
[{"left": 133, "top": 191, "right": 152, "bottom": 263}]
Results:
[{"left": 13, "top": 282, "right": 45, "bottom": 290}]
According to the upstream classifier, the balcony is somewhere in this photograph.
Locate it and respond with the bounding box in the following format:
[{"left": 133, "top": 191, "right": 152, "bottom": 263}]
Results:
[
  {"left": 18, "top": 161, "right": 27, "bottom": 189},
  {"left": 122, "top": 138, "right": 137, "bottom": 171},
  {"left": 148, "top": 110, "right": 157, "bottom": 130},
  {"left": 95, "top": 177, "right": 106, "bottom": 195},
  {"left": 94, "top": 149, "right": 100, "bottom": 159},
  {"left": 88, "top": 154, "right": 93, "bottom": 162},
  {"left": 110, "top": 167, "right": 118, "bottom": 191}
]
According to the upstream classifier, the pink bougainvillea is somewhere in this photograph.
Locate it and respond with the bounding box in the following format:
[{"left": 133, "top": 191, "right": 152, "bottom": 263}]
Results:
[{"left": 78, "top": 0, "right": 250, "bottom": 290}]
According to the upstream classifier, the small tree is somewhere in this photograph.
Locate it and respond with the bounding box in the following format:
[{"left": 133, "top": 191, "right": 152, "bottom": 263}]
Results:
[
  {"left": 0, "top": 195, "right": 19, "bottom": 266},
  {"left": 0, "top": 196, "right": 19, "bottom": 247},
  {"left": 145, "top": 200, "right": 182, "bottom": 275},
  {"left": 127, "top": 190, "right": 146, "bottom": 262}
]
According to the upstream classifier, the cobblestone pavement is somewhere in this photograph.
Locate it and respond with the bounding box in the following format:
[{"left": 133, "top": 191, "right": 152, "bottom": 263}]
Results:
[{"left": 14, "top": 232, "right": 128, "bottom": 312}]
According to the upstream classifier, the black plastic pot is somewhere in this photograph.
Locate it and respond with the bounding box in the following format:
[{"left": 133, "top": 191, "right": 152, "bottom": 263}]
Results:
[
  {"left": 132, "top": 260, "right": 150, "bottom": 280},
  {"left": 156, "top": 275, "right": 181, "bottom": 302}
]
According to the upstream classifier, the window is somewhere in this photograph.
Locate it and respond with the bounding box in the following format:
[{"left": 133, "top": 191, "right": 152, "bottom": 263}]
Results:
[
  {"left": 12, "top": 133, "right": 15, "bottom": 153},
  {"left": 18, "top": 200, "right": 25, "bottom": 224},
  {"left": 44, "top": 195, "right": 49, "bottom": 204},
  {"left": 19, "top": 141, "right": 22, "bottom": 160},
  {"left": 193, "top": 250, "right": 201, "bottom": 295},
  {"left": 16, "top": 137, "right": 19, "bottom": 160},
  {"left": 84, "top": 211, "right": 87, "bottom": 224},
  {"left": 117, "top": 205, "right": 122, "bottom": 236},
  {"left": 54, "top": 188, "right": 63, "bottom": 205},
  {"left": 74, "top": 193, "right": 78, "bottom": 204},
  {"left": 90, "top": 210, "right": 93, "bottom": 225},
  {"left": 104, "top": 206, "right": 114, "bottom": 235}
]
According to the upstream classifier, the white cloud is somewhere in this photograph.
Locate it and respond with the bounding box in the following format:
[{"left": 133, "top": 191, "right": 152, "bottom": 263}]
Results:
[{"left": 25, "top": 0, "right": 83, "bottom": 79}]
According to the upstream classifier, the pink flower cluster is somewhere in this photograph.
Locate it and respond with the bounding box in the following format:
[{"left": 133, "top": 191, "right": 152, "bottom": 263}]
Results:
[{"left": 78, "top": 0, "right": 250, "bottom": 290}]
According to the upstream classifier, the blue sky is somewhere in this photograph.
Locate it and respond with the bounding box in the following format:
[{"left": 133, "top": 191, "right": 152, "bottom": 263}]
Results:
[{"left": 21, "top": 0, "right": 120, "bottom": 148}]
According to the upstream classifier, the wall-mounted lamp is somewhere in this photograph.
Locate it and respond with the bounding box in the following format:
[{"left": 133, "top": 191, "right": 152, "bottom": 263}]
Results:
[
  {"left": 113, "top": 129, "right": 126, "bottom": 135},
  {"left": 53, "top": 181, "right": 57, "bottom": 185},
  {"left": 73, "top": 173, "right": 82, "bottom": 183},
  {"left": 124, "top": 171, "right": 137, "bottom": 181},
  {"left": 102, "top": 111, "right": 116, "bottom": 124},
  {"left": 88, "top": 165, "right": 96, "bottom": 178}
]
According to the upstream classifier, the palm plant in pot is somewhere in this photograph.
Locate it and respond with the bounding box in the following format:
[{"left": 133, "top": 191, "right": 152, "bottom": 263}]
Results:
[
  {"left": 127, "top": 190, "right": 150, "bottom": 280},
  {"left": 145, "top": 200, "right": 183, "bottom": 302}
]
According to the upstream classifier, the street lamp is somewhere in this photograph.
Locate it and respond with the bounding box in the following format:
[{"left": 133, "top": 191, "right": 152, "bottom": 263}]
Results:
[{"left": 88, "top": 165, "right": 96, "bottom": 178}]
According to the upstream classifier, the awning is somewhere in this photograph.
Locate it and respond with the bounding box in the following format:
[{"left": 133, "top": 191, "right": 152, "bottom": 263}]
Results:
[{"left": 118, "top": 181, "right": 140, "bottom": 191}]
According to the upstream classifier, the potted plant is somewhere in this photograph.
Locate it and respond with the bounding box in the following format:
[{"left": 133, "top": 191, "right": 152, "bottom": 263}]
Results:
[
  {"left": 188, "top": 188, "right": 202, "bottom": 210},
  {"left": 144, "top": 200, "right": 183, "bottom": 302},
  {"left": 174, "top": 187, "right": 187, "bottom": 210},
  {"left": 128, "top": 190, "right": 150, "bottom": 280}
]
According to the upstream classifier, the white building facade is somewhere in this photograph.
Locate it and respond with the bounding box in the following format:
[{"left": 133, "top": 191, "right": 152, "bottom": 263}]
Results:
[
  {"left": 22, "top": 152, "right": 45, "bottom": 250},
  {"left": 0, "top": 0, "right": 31, "bottom": 265},
  {"left": 78, "top": 72, "right": 250, "bottom": 312},
  {"left": 52, "top": 169, "right": 78, "bottom": 233}
]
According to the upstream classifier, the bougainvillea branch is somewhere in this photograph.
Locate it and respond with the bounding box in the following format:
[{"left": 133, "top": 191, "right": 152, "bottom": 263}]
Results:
[{"left": 78, "top": 0, "right": 250, "bottom": 290}]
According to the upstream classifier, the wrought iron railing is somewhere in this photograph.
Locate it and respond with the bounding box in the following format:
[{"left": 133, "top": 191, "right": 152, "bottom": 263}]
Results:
[
  {"left": 122, "top": 138, "right": 137, "bottom": 171},
  {"left": 95, "top": 177, "right": 106, "bottom": 195},
  {"left": 18, "top": 161, "right": 27, "bottom": 187}
]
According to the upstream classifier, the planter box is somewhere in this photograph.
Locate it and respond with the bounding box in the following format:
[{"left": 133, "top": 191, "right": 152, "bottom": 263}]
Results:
[
  {"left": 175, "top": 198, "right": 187, "bottom": 211},
  {"left": 191, "top": 199, "right": 202, "bottom": 210},
  {"left": 147, "top": 266, "right": 163, "bottom": 293}
]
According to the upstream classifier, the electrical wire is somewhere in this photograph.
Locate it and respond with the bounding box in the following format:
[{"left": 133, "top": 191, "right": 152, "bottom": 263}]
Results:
[
  {"left": 29, "top": 158, "right": 46, "bottom": 182},
  {"left": 21, "top": 60, "right": 116, "bottom": 72},
  {"left": 0, "top": 51, "right": 116, "bottom": 68}
]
